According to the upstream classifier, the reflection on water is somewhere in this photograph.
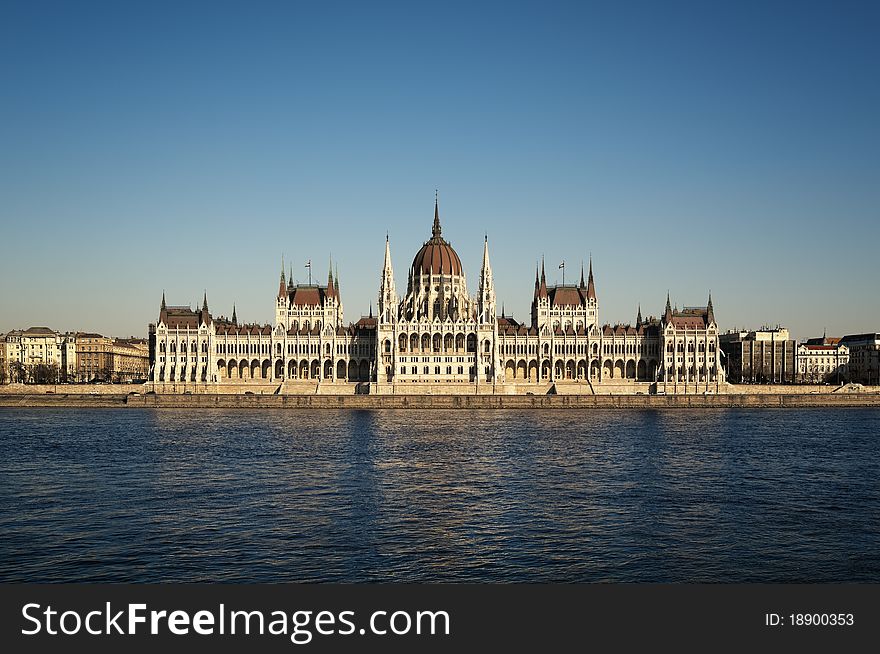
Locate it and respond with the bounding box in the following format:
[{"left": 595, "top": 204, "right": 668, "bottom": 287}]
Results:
[{"left": 0, "top": 408, "right": 878, "bottom": 582}]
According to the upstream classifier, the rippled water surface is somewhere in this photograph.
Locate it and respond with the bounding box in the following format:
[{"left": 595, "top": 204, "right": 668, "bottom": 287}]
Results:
[{"left": 1, "top": 408, "right": 878, "bottom": 582}]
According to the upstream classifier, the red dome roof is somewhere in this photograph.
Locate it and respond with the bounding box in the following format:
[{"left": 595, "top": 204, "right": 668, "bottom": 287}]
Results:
[
  {"left": 411, "top": 199, "right": 463, "bottom": 276},
  {"left": 412, "top": 240, "right": 463, "bottom": 275}
]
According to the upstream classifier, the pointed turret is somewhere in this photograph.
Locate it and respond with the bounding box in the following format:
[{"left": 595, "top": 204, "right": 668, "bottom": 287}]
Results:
[
  {"left": 534, "top": 262, "right": 540, "bottom": 297},
  {"left": 384, "top": 234, "right": 393, "bottom": 270},
  {"left": 538, "top": 257, "right": 548, "bottom": 298},
  {"left": 378, "top": 235, "right": 397, "bottom": 324},
  {"left": 335, "top": 265, "right": 340, "bottom": 296},
  {"left": 232, "top": 304, "right": 237, "bottom": 325},
  {"left": 159, "top": 291, "right": 167, "bottom": 324},
  {"left": 707, "top": 292, "right": 715, "bottom": 324},
  {"left": 637, "top": 304, "right": 642, "bottom": 325},
  {"left": 278, "top": 256, "right": 287, "bottom": 299},
  {"left": 200, "top": 291, "right": 212, "bottom": 326},
  {"left": 579, "top": 262, "right": 585, "bottom": 289},
  {"left": 586, "top": 256, "right": 596, "bottom": 300},
  {"left": 664, "top": 293, "right": 673, "bottom": 323},
  {"left": 478, "top": 234, "right": 496, "bottom": 324},
  {"left": 481, "top": 234, "right": 492, "bottom": 277},
  {"left": 327, "top": 256, "right": 335, "bottom": 298}
]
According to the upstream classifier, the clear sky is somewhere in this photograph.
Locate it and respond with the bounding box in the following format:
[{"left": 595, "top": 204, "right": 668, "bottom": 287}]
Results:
[{"left": 1, "top": 0, "right": 877, "bottom": 341}]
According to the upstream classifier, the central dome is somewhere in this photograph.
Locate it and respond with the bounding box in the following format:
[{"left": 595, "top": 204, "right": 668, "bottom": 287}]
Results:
[{"left": 411, "top": 200, "right": 463, "bottom": 276}]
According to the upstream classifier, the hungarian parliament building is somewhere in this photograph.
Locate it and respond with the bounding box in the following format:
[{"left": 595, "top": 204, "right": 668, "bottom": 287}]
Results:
[{"left": 149, "top": 199, "right": 724, "bottom": 393}]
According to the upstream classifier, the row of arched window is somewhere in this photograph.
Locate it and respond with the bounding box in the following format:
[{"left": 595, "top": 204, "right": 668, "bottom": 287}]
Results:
[{"left": 159, "top": 340, "right": 208, "bottom": 354}]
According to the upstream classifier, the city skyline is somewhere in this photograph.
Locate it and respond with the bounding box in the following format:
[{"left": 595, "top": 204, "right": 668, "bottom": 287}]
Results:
[{"left": 1, "top": 1, "right": 878, "bottom": 340}]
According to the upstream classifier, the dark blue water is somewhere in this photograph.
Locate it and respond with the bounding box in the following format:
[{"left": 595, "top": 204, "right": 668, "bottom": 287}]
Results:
[{"left": 0, "top": 408, "right": 878, "bottom": 582}]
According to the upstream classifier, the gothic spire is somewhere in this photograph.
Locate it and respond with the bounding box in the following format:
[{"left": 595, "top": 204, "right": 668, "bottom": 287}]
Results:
[
  {"left": 538, "top": 256, "right": 548, "bottom": 298},
  {"left": 636, "top": 303, "right": 642, "bottom": 325},
  {"left": 232, "top": 304, "right": 237, "bottom": 324},
  {"left": 586, "top": 255, "right": 596, "bottom": 300},
  {"left": 202, "top": 291, "right": 208, "bottom": 312},
  {"left": 481, "top": 234, "right": 492, "bottom": 277},
  {"left": 278, "top": 257, "right": 287, "bottom": 298},
  {"left": 664, "top": 292, "right": 673, "bottom": 322},
  {"left": 707, "top": 291, "right": 715, "bottom": 324},
  {"left": 579, "top": 261, "right": 585, "bottom": 289},
  {"left": 327, "top": 255, "right": 335, "bottom": 297},
  {"left": 432, "top": 190, "right": 442, "bottom": 239},
  {"left": 383, "top": 233, "right": 393, "bottom": 270},
  {"left": 161, "top": 291, "right": 166, "bottom": 311}
]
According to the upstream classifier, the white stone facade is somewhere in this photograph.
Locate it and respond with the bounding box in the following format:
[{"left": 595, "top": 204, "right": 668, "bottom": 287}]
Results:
[
  {"left": 797, "top": 343, "right": 849, "bottom": 383},
  {"left": 149, "top": 199, "right": 725, "bottom": 393}
]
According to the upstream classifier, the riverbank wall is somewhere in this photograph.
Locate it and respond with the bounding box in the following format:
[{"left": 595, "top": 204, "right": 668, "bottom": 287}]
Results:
[{"left": 2, "top": 391, "right": 880, "bottom": 409}]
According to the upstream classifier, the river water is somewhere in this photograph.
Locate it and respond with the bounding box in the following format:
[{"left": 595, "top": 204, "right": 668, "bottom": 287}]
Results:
[{"left": 0, "top": 408, "right": 878, "bottom": 582}]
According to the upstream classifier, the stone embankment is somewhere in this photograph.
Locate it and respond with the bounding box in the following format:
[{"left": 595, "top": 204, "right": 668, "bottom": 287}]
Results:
[{"left": 2, "top": 388, "right": 880, "bottom": 409}]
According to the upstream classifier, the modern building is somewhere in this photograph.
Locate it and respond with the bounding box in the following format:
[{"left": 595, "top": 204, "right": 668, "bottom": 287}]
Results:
[
  {"left": 839, "top": 333, "right": 880, "bottom": 385},
  {"left": 150, "top": 198, "right": 725, "bottom": 393},
  {"left": 719, "top": 327, "right": 796, "bottom": 383}
]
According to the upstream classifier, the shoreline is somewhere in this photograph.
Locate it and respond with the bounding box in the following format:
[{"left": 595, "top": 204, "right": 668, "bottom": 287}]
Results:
[{"left": 2, "top": 392, "right": 880, "bottom": 409}]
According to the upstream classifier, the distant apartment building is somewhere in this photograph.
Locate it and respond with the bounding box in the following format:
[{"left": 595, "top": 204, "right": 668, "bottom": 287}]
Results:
[
  {"left": 2, "top": 332, "right": 20, "bottom": 382},
  {"left": 839, "top": 333, "right": 880, "bottom": 385},
  {"left": 60, "top": 333, "right": 77, "bottom": 381},
  {"left": 112, "top": 338, "right": 150, "bottom": 382},
  {"left": 75, "top": 333, "right": 149, "bottom": 382},
  {"left": 1, "top": 327, "right": 70, "bottom": 383},
  {"left": 797, "top": 340, "right": 849, "bottom": 383},
  {"left": 76, "top": 333, "right": 113, "bottom": 381},
  {"left": 0, "top": 336, "right": 7, "bottom": 383},
  {"left": 719, "top": 327, "right": 796, "bottom": 383}
]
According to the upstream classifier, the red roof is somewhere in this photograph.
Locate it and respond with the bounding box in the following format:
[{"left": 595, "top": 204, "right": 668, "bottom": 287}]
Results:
[
  {"left": 289, "top": 287, "right": 325, "bottom": 306},
  {"left": 549, "top": 286, "right": 586, "bottom": 307}
]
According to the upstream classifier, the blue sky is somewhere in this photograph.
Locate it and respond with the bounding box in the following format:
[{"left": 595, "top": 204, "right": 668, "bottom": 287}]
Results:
[{"left": 1, "top": 0, "right": 877, "bottom": 340}]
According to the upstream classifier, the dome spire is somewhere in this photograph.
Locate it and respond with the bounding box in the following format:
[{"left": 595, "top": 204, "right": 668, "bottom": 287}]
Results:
[{"left": 432, "top": 189, "right": 441, "bottom": 238}]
